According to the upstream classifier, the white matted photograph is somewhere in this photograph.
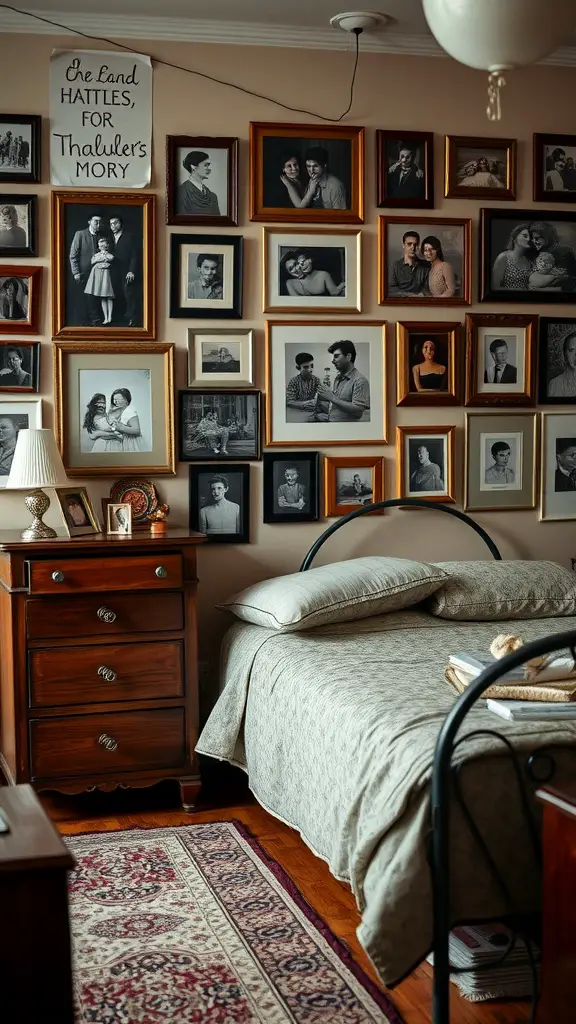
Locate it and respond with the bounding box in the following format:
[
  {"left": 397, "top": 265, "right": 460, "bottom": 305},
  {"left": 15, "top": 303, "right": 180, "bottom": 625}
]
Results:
[
  {"left": 187, "top": 328, "right": 254, "bottom": 388},
  {"left": 0, "top": 396, "right": 42, "bottom": 486},
  {"left": 466, "top": 412, "right": 537, "bottom": 512},
  {"left": 541, "top": 412, "right": 576, "bottom": 520},
  {"left": 465, "top": 313, "right": 536, "bottom": 407},
  {"left": 480, "top": 433, "right": 522, "bottom": 491},
  {"left": 107, "top": 502, "right": 132, "bottom": 535},
  {"left": 170, "top": 233, "right": 242, "bottom": 319},
  {"left": 263, "top": 227, "right": 361, "bottom": 313}
]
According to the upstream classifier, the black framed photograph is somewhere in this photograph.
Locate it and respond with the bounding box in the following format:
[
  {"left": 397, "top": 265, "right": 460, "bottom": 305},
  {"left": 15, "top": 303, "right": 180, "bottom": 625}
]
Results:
[
  {"left": 378, "top": 216, "right": 471, "bottom": 305},
  {"left": 0, "top": 195, "right": 37, "bottom": 256},
  {"left": 263, "top": 227, "right": 361, "bottom": 314},
  {"left": 179, "top": 389, "right": 261, "bottom": 462},
  {"left": 0, "top": 115, "right": 41, "bottom": 184},
  {"left": 533, "top": 134, "right": 576, "bottom": 202},
  {"left": 376, "top": 130, "right": 434, "bottom": 209},
  {"left": 169, "top": 233, "right": 242, "bottom": 319},
  {"left": 166, "top": 135, "right": 238, "bottom": 226},
  {"left": 263, "top": 451, "right": 320, "bottom": 524},
  {"left": 465, "top": 313, "right": 537, "bottom": 407},
  {"left": 538, "top": 317, "right": 576, "bottom": 403},
  {"left": 445, "top": 136, "right": 516, "bottom": 200},
  {"left": 480, "top": 208, "right": 576, "bottom": 303},
  {"left": 0, "top": 341, "right": 39, "bottom": 392},
  {"left": 189, "top": 463, "right": 250, "bottom": 542}
]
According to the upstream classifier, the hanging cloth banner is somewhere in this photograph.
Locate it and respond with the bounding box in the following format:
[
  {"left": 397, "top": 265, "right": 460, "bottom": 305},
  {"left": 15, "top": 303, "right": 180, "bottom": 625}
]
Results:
[{"left": 50, "top": 49, "right": 152, "bottom": 187}]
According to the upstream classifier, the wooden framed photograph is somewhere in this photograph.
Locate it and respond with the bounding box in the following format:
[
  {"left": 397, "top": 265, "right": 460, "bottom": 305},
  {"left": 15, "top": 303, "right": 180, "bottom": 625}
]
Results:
[
  {"left": 533, "top": 134, "right": 576, "bottom": 202},
  {"left": 187, "top": 328, "right": 254, "bottom": 388},
  {"left": 465, "top": 412, "right": 538, "bottom": 512},
  {"left": 541, "top": 412, "right": 576, "bottom": 520},
  {"left": 324, "top": 454, "right": 384, "bottom": 517},
  {"left": 0, "top": 266, "right": 41, "bottom": 334},
  {"left": 445, "top": 136, "right": 516, "bottom": 200},
  {"left": 249, "top": 121, "right": 364, "bottom": 223},
  {"left": 465, "top": 313, "right": 536, "bottom": 406},
  {"left": 179, "top": 389, "right": 261, "bottom": 462},
  {"left": 0, "top": 397, "right": 42, "bottom": 487},
  {"left": 480, "top": 208, "right": 576, "bottom": 303},
  {"left": 0, "top": 195, "right": 37, "bottom": 256},
  {"left": 166, "top": 136, "right": 238, "bottom": 226},
  {"left": 106, "top": 502, "right": 132, "bottom": 535},
  {"left": 0, "top": 341, "right": 39, "bottom": 392},
  {"left": 263, "top": 227, "right": 361, "bottom": 313},
  {"left": 51, "top": 190, "right": 155, "bottom": 339},
  {"left": 265, "top": 320, "right": 386, "bottom": 447},
  {"left": 0, "top": 115, "right": 41, "bottom": 184},
  {"left": 55, "top": 486, "right": 100, "bottom": 537},
  {"left": 396, "top": 321, "right": 460, "bottom": 407},
  {"left": 263, "top": 451, "right": 320, "bottom": 524},
  {"left": 53, "top": 342, "right": 175, "bottom": 477},
  {"left": 189, "top": 463, "right": 250, "bottom": 542},
  {"left": 376, "top": 130, "right": 434, "bottom": 209},
  {"left": 538, "top": 317, "right": 576, "bottom": 403},
  {"left": 396, "top": 425, "right": 456, "bottom": 503},
  {"left": 378, "top": 216, "right": 471, "bottom": 306},
  {"left": 169, "top": 233, "right": 242, "bottom": 319}
]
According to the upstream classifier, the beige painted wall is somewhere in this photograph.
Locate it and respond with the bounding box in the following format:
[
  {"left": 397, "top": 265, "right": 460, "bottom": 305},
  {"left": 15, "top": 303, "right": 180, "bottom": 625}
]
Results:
[{"left": 0, "top": 33, "right": 575, "bottom": 666}]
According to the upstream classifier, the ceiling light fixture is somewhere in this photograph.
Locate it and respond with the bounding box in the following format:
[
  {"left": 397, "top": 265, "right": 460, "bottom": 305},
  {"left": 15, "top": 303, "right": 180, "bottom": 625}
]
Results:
[{"left": 330, "top": 10, "right": 391, "bottom": 36}]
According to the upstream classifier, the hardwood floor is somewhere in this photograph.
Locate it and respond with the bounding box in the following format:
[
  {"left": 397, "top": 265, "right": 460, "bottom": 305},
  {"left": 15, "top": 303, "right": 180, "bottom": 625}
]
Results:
[{"left": 42, "top": 769, "right": 531, "bottom": 1024}]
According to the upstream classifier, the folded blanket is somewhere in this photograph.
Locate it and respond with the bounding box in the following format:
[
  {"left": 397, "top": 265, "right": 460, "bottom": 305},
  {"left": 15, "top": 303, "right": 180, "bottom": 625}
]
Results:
[{"left": 445, "top": 664, "right": 576, "bottom": 702}]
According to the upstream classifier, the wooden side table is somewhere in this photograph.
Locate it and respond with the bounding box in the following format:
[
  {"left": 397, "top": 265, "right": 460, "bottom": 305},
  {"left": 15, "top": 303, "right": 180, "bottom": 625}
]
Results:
[{"left": 536, "top": 782, "right": 576, "bottom": 1023}]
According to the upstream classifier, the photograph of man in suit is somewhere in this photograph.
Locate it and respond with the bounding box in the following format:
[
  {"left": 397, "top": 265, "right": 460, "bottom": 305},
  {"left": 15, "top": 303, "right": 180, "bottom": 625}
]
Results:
[
  {"left": 387, "top": 143, "right": 425, "bottom": 200},
  {"left": 484, "top": 338, "right": 517, "bottom": 384},
  {"left": 109, "top": 215, "right": 139, "bottom": 326},
  {"left": 69, "top": 212, "right": 103, "bottom": 326},
  {"left": 555, "top": 438, "right": 576, "bottom": 492}
]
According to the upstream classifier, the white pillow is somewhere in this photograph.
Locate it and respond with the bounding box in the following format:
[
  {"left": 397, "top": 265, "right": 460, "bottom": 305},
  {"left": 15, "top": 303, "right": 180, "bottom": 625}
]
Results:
[
  {"left": 427, "top": 559, "right": 576, "bottom": 620},
  {"left": 218, "top": 556, "right": 448, "bottom": 632}
]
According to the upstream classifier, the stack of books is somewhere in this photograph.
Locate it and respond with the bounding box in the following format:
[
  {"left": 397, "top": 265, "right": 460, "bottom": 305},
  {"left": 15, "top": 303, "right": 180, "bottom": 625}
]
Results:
[
  {"left": 427, "top": 922, "right": 540, "bottom": 1001},
  {"left": 447, "top": 651, "right": 576, "bottom": 711}
]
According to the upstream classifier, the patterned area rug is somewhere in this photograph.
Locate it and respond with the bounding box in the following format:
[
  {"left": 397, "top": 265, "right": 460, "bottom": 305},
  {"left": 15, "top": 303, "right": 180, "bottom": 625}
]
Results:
[{"left": 65, "top": 821, "right": 404, "bottom": 1023}]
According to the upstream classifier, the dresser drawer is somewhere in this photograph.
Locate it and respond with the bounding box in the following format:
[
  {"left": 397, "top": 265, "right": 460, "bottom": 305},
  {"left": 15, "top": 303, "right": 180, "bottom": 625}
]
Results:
[
  {"left": 27, "top": 554, "right": 183, "bottom": 595},
  {"left": 26, "top": 592, "right": 184, "bottom": 640},
  {"left": 30, "top": 708, "right": 185, "bottom": 779},
  {"left": 29, "top": 640, "right": 184, "bottom": 709}
]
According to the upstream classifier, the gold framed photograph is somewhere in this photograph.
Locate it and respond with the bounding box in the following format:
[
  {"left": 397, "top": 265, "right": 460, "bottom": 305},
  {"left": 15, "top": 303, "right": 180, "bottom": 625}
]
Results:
[
  {"left": 324, "top": 454, "right": 384, "bottom": 517},
  {"left": 396, "top": 425, "right": 456, "bottom": 503},
  {"left": 0, "top": 265, "right": 42, "bottom": 334},
  {"left": 378, "top": 216, "right": 471, "bottom": 306},
  {"left": 396, "top": 321, "right": 460, "bottom": 407},
  {"left": 55, "top": 486, "right": 100, "bottom": 537},
  {"left": 465, "top": 313, "right": 537, "bottom": 407},
  {"left": 53, "top": 342, "right": 175, "bottom": 477},
  {"left": 540, "top": 411, "right": 576, "bottom": 521},
  {"left": 263, "top": 227, "right": 361, "bottom": 314},
  {"left": 106, "top": 502, "right": 132, "bottom": 535},
  {"left": 249, "top": 121, "right": 364, "bottom": 223},
  {"left": 51, "top": 190, "right": 156, "bottom": 339},
  {"left": 445, "top": 135, "right": 517, "bottom": 200},
  {"left": 465, "top": 412, "right": 538, "bottom": 512}
]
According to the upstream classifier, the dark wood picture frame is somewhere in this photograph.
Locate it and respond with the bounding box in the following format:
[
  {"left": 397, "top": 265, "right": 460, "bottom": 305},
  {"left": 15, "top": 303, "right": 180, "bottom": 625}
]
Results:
[
  {"left": 445, "top": 135, "right": 517, "bottom": 200},
  {"left": 378, "top": 215, "right": 472, "bottom": 307},
  {"left": 324, "top": 454, "right": 384, "bottom": 517},
  {"left": 538, "top": 316, "right": 576, "bottom": 404},
  {"left": 479, "top": 207, "right": 576, "bottom": 304},
  {"left": 0, "top": 264, "right": 42, "bottom": 334},
  {"left": 396, "top": 320, "right": 460, "bottom": 407},
  {"left": 179, "top": 388, "right": 261, "bottom": 462},
  {"left": 169, "top": 233, "right": 242, "bottom": 319},
  {"left": 396, "top": 424, "right": 456, "bottom": 504},
  {"left": 533, "top": 133, "right": 576, "bottom": 203},
  {"left": 166, "top": 135, "right": 238, "bottom": 226},
  {"left": 0, "top": 340, "right": 40, "bottom": 392},
  {"left": 0, "top": 194, "right": 37, "bottom": 257},
  {"left": 465, "top": 312, "right": 537, "bottom": 407},
  {"left": 0, "top": 114, "right": 41, "bottom": 184},
  {"left": 376, "top": 130, "right": 434, "bottom": 209},
  {"left": 189, "top": 462, "right": 250, "bottom": 542},
  {"left": 263, "top": 450, "right": 320, "bottom": 524}
]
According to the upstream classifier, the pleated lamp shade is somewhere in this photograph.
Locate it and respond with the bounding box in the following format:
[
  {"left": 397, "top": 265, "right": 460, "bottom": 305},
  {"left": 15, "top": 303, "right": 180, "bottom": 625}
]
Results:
[{"left": 6, "top": 428, "right": 68, "bottom": 490}]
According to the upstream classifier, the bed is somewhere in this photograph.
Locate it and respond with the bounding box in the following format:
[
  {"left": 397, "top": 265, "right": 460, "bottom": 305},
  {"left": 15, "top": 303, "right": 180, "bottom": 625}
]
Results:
[{"left": 196, "top": 502, "right": 576, "bottom": 991}]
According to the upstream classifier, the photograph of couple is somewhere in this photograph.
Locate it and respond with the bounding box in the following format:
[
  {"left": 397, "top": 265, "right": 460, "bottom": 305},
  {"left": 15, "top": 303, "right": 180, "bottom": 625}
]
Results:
[
  {"left": 65, "top": 206, "right": 143, "bottom": 328},
  {"left": 263, "top": 138, "right": 351, "bottom": 211},
  {"left": 278, "top": 245, "right": 345, "bottom": 298},
  {"left": 79, "top": 369, "right": 152, "bottom": 454},
  {"left": 383, "top": 219, "right": 469, "bottom": 303}
]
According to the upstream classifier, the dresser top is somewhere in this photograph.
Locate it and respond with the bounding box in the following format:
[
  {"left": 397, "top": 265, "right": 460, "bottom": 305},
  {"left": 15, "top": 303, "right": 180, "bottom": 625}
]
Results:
[
  {"left": 0, "top": 528, "right": 206, "bottom": 553},
  {"left": 0, "top": 784, "right": 74, "bottom": 873}
]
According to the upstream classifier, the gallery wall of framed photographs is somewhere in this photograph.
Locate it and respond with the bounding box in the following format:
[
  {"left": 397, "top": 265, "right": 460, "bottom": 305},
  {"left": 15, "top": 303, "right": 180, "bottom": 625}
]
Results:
[{"left": 1, "top": 33, "right": 576, "bottom": 612}]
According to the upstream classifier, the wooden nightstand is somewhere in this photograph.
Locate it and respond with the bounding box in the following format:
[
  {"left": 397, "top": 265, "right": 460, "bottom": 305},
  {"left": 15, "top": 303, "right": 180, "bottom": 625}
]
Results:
[
  {"left": 536, "top": 783, "right": 576, "bottom": 1023},
  {"left": 0, "top": 529, "right": 205, "bottom": 810}
]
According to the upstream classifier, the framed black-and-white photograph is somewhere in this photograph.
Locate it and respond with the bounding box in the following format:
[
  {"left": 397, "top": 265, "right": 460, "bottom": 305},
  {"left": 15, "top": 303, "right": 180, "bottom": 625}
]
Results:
[
  {"left": 465, "top": 412, "right": 537, "bottom": 512},
  {"left": 534, "top": 134, "right": 576, "bottom": 202},
  {"left": 538, "top": 317, "right": 576, "bottom": 404},
  {"left": 169, "top": 233, "right": 242, "bottom": 319},
  {"left": 166, "top": 135, "right": 238, "bottom": 226},
  {"left": 396, "top": 321, "right": 460, "bottom": 406},
  {"left": 376, "top": 130, "right": 434, "bottom": 209},
  {"left": 188, "top": 328, "right": 254, "bottom": 388},
  {"left": 106, "top": 502, "right": 132, "bottom": 535},
  {"left": 189, "top": 463, "right": 250, "bottom": 542},
  {"left": 250, "top": 121, "right": 364, "bottom": 223},
  {"left": 445, "top": 136, "right": 516, "bottom": 200},
  {"left": 179, "top": 389, "right": 261, "bottom": 462},
  {"left": 541, "top": 413, "right": 576, "bottom": 520},
  {"left": 0, "top": 115, "right": 41, "bottom": 184},
  {"left": 51, "top": 191, "right": 155, "bottom": 339},
  {"left": 0, "top": 341, "right": 39, "bottom": 392},
  {"left": 480, "top": 208, "right": 576, "bottom": 303},
  {"left": 465, "top": 313, "right": 536, "bottom": 406},
  {"left": 263, "top": 451, "right": 320, "bottom": 524},
  {"left": 265, "top": 320, "right": 386, "bottom": 447},
  {"left": 379, "top": 216, "right": 471, "bottom": 305},
  {"left": 324, "top": 454, "right": 384, "bottom": 517},
  {"left": 0, "top": 265, "right": 41, "bottom": 335},
  {"left": 263, "top": 227, "right": 361, "bottom": 313},
  {"left": 0, "top": 397, "right": 42, "bottom": 487},
  {"left": 55, "top": 486, "right": 100, "bottom": 537},
  {"left": 0, "top": 195, "right": 37, "bottom": 256},
  {"left": 396, "top": 425, "right": 455, "bottom": 503}
]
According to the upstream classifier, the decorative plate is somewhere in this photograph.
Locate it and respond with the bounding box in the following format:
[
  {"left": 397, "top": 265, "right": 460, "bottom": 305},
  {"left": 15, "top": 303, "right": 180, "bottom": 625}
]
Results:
[{"left": 109, "top": 478, "right": 159, "bottom": 523}]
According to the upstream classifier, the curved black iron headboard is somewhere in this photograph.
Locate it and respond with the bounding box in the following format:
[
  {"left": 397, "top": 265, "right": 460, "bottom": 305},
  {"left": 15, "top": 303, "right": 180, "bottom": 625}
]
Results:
[{"left": 299, "top": 498, "right": 502, "bottom": 571}]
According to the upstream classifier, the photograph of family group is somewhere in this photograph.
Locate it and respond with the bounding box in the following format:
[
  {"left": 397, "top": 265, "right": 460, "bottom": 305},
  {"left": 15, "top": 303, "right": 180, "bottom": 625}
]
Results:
[
  {"left": 0, "top": 114, "right": 40, "bottom": 184},
  {"left": 481, "top": 209, "right": 576, "bottom": 302},
  {"left": 380, "top": 216, "right": 471, "bottom": 305},
  {"left": 534, "top": 134, "right": 576, "bottom": 201}
]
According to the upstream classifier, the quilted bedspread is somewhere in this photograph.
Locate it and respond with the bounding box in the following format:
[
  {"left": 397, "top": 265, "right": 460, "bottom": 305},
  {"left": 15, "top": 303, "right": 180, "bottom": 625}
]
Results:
[{"left": 196, "top": 609, "right": 576, "bottom": 985}]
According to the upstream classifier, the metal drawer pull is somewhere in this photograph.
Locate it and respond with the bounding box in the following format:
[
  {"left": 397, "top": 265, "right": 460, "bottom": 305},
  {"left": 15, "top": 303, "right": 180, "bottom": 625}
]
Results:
[
  {"left": 97, "top": 606, "right": 117, "bottom": 623},
  {"left": 97, "top": 665, "right": 117, "bottom": 683},
  {"left": 155, "top": 565, "right": 168, "bottom": 579},
  {"left": 51, "top": 570, "right": 65, "bottom": 583},
  {"left": 98, "top": 733, "right": 118, "bottom": 752}
]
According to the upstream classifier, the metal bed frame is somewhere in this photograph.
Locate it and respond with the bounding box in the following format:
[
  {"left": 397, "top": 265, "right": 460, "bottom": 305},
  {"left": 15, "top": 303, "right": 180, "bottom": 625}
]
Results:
[{"left": 299, "top": 498, "right": 576, "bottom": 1024}]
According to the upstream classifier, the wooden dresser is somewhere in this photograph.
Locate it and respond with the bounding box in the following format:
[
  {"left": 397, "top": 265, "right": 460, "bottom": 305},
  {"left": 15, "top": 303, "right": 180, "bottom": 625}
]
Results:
[
  {"left": 536, "top": 782, "right": 576, "bottom": 1023},
  {"left": 0, "top": 529, "right": 205, "bottom": 809}
]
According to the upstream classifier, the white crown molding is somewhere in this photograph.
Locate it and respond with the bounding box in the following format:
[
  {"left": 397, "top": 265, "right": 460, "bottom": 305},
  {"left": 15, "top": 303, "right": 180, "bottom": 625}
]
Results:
[{"left": 1, "top": 8, "right": 576, "bottom": 65}]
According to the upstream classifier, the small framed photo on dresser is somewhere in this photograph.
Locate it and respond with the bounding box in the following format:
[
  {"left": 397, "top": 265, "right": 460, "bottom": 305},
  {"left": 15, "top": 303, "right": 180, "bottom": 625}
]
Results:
[
  {"left": 396, "top": 321, "right": 460, "bottom": 406},
  {"left": 263, "top": 451, "right": 320, "bottom": 524},
  {"left": 376, "top": 130, "right": 434, "bottom": 209},
  {"left": 189, "top": 463, "right": 250, "bottom": 542},
  {"left": 0, "top": 114, "right": 41, "bottom": 184},
  {"left": 0, "top": 195, "right": 37, "bottom": 257},
  {"left": 465, "top": 313, "right": 536, "bottom": 406},
  {"left": 55, "top": 486, "right": 100, "bottom": 537},
  {"left": 166, "top": 136, "right": 238, "bottom": 226},
  {"left": 541, "top": 412, "right": 576, "bottom": 521},
  {"left": 324, "top": 454, "right": 384, "bottom": 517},
  {"left": 465, "top": 412, "right": 538, "bottom": 512},
  {"left": 396, "top": 425, "right": 456, "bottom": 503},
  {"left": 538, "top": 317, "right": 576, "bottom": 404},
  {"left": 263, "top": 227, "right": 361, "bottom": 313},
  {"left": 533, "top": 134, "right": 576, "bottom": 202}
]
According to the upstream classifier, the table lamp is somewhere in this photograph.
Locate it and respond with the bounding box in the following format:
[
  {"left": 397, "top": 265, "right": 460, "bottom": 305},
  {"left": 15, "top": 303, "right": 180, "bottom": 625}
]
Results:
[{"left": 6, "top": 428, "right": 69, "bottom": 540}]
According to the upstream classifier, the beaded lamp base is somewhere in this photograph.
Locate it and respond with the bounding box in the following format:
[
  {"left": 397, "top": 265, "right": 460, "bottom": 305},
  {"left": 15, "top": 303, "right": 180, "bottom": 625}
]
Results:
[{"left": 21, "top": 488, "right": 58, "bottom": 541}]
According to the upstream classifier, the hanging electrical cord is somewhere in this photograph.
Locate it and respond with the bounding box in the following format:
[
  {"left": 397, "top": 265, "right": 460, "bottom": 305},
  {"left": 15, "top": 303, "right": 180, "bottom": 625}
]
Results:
[{"left": 0, "top": 4, "right": 362, "bottom": 122}]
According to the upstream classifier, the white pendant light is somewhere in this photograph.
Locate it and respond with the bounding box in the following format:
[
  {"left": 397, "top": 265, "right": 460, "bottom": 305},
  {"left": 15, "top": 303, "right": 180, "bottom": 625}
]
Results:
[{"left": 423, "top": 0, "right": 575, "bottom": 119}]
